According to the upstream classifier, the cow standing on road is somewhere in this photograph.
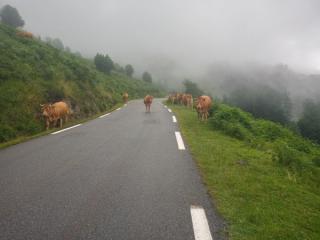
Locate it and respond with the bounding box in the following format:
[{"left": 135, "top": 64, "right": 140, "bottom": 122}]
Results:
[
  {"left": 144, "top": 95, "right": 153, "bottom": 113},
  {"left": 41, "top": 101, "right": 70, "bottom": 130}
]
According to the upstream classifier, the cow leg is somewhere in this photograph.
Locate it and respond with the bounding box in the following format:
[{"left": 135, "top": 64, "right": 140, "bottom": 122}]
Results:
[{"left": 60, "top": 118, "right": 63, "bottom": 128}]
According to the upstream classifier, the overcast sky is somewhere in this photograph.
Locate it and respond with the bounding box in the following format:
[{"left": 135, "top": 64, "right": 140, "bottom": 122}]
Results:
[{"left": 2, "top": 0, "right": 320, "bottom": 77}]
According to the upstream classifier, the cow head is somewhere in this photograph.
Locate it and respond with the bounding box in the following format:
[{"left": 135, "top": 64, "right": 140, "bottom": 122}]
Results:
[{"left": 40, "top": 104, "right": 54, "bottom": 120}]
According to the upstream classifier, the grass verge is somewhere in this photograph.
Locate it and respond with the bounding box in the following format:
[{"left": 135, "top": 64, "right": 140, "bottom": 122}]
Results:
[{"left": 170, "top": 104, "right": 320, "bottom": 240}]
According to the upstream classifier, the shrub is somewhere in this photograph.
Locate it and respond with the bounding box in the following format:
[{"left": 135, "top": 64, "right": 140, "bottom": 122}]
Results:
[
  {"left": 0, "top": 124, "right": 17, "bottom": 142},
  {"left": 272, "top": 141, "right": 302, "bottom": 171}
]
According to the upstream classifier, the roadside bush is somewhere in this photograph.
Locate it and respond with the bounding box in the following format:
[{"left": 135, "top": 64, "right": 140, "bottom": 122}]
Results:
[
  {"left": 312, "top": 156, "right": 320, "bottom": 167},
  {"left": 0, "top": 124, "right": 17, "bottom": 142}
]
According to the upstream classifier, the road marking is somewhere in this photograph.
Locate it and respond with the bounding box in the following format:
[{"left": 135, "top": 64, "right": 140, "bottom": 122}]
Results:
[
  {"left": 172, "top": 116, "right": 177, "bottom": 123},
  {"left": 168, "top": 108, "right": 172, "bottom": 113},
  {"left": 116, "top": 108, "right": 121, "bottom": 111},
  {"left": 190, "top": 205, "right": 213, "bottom": 240},
  {"left": 124, "top": 104, "right": 127, "bottom": 107},
  {"left": 51, "top": 124, "right": 82, "bottom": 135},
  {"left": 164, "top": 105, "right": 168, "bottom": 108},
  {"left": 175, "top": 131, "right": 185, "bottom": 150},
  {"left": 99, "top": 113, "right": 110, "bottom": 118}
]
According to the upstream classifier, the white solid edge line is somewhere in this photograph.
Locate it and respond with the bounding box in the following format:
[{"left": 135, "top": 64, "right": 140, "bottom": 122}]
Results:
[
  {"left": 116, "top": 108, "right": 121, "bottom": 111},
  {"left": 168, "top": 108, "right": 172, "bottom": 113},
  {"left": 175, "top": 131, "right": 185, "bottom": 150},
  {"left": 190, "top": 205, "right": 213, "bottom": 240},
  {"left": 51, "top": 124, "right": 82, "bottom": 135},
  {"left": 99, "top": 113, "right": 110, "bottom": 118},
  {"left": 172, "top": 116, "right": 177, "bottom": 123}
]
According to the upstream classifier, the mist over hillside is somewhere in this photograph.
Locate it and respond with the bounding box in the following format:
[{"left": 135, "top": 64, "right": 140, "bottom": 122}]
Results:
[{"left": 1, "top": 0, "right": 320, "bottom": 136}]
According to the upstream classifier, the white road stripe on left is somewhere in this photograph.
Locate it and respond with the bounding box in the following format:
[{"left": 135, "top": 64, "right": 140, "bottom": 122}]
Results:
[
  {"left": 51, "top": 124, "right": 82, "bottom": 135},
  {"left": 190, "top": 205, "right": 213, "bottom": 240},
  {"left": 168, "top": 108, "right": 172, "bottom": 113},
  {"left": 99, "top": 113, "right": 110, "bottom": 118},
  {"left": 175, "top": 131, "right": 185, "bottom": 150}
]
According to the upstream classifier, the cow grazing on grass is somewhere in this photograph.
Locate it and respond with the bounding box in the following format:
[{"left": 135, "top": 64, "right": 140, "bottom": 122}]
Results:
[
  {"left": 41, "top": 101, "right": 70, "bottom": 130},
  {"left": 144, "top": 95, "right": 153, "bottom": 113},
  {"left": 123, "top": 92, "right": 129, "bottom": 103},
  {"left": 196, "top": 95, "right": 212, "bottom": 121},
  {"left": 16, "top": 31, "right": 34, "bottom": 39}
]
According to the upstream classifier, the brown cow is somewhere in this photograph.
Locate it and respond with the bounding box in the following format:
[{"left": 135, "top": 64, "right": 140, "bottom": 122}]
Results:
[
  {"left": 168, "top": 93, "right": 177, "bottom": 104},
  {"left": 144, "top": 95, "right": 153, "bottom": 113},
  {"left": 123, "top": 92, "right": 129, "bottom": 103},
  {"left": 196, "top": 95, "right": 212, "bottom": 121},
  {"left": 182, "top": 94, "right": 193, "bottom": 108},
  {"left": 16, "top": 31, "right": 34, "bottom": 39},
  {"left": 41, "top": 101, "right": 70, "bottom": 130},
  {"left": 176, "top": 93, "right": 184, "bottom": 105}
]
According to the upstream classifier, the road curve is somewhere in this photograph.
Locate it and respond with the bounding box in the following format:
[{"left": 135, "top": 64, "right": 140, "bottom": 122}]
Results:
[{"left": 0, "top": 99, "right": 226, "bottom": 240}]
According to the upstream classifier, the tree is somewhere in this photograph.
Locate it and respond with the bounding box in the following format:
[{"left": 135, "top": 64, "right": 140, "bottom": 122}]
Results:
[
  {"left": 298, "top": 100, "right": 320, "bottom": 143},
  {"left": 45, "top": 37, "right": 64, "bottom": 50},
  {"left": 94, "top": 53, "right": 114, "bottom": 74},
  {"left": 125, "top": 64, "right": 134, "bottom": 77},
  {"left": 183, "top": 79, "right": 204, "bottom": 97},
  {"left": 0, "top": 5, "right": 25, "bottom": 28},
  {"left": 142, "top": 72, "right": 152, "bottom": 83},
  {"left": 51, "top": 38, "right": 64, "bottom": 50},
  {"left": 226, "top": 83, "right": 291, "bottom": 124}
]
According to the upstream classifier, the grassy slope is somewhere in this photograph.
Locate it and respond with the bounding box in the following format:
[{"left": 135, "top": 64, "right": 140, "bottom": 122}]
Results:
[
  {"left": 170, "top": 104, "right": 320, "bottom": 240},
  {"left": 0, "top": 23, "right": 164, "bottom": 143}
]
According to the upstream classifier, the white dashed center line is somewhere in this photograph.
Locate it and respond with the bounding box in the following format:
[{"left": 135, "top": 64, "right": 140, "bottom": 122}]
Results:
[
  {"left": 190, "top": 205, "right": 213, "bottom": 240},
  {"left": 172, "top": 116, "right": 177, "bottom": 123},
  {"left": 51, "top": 124, "right": 82, "bottom": 135},
  {"left": 168, "top": 108, "right": 172, "bottom": 113},
  {"left": 174, "top": 131, "right": 185, "bottom": 150}
]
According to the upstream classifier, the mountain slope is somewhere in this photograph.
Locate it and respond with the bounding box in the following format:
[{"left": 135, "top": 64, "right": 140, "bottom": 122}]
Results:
[{"left": 0, "top": 24, "right": 163, "bottom": 143}]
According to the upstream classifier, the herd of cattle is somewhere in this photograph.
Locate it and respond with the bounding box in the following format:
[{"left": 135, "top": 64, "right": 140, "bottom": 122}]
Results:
[
  {"left": 40, "top": 92, "right": 211, "bottom": 130},
  {"left": 168, "top": 93, "right": 212, "bottom": 121}
]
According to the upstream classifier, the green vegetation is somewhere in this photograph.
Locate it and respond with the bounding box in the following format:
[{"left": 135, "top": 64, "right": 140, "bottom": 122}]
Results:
[
  {"left": 170, "top": 103, "right": 320, "bottom": 240},
  {"left": 183, "top": 79, "right": 204, "bottom": 97},
  {"left": 224, "top": 83, "right": 291, "bottom": 125},
  {"left": 94, "top": 53, "right": 114, "bottom": 74},
  {"left": 125, "top": 64, "right": 134, "bottom": 77},
  {"left": 0, "top": 23, "right": 163, "bottom": 143},
  {"left": 298, "top": 99, "right": 320, "bottom": 144},
  {"left": 142, "top": 71, "right": 152, "bottom": 83}
]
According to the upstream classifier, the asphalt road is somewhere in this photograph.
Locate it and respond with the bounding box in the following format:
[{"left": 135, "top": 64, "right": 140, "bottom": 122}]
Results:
[{"left": 0, "top": 99, "right": 226, "bottom": 240}]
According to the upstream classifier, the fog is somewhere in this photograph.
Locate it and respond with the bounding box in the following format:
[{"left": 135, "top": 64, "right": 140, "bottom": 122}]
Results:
[{"left": 1, "top": 0, "right": 320, "bottom": 74}]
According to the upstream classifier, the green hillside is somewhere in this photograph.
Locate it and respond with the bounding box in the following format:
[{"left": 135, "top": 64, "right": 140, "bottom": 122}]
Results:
[
  {"left": 0, "top": 24, "right": 163, "bottom": 143},
  {"left": 169, "top": 102, "right": 320, "bottom": 240}
]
